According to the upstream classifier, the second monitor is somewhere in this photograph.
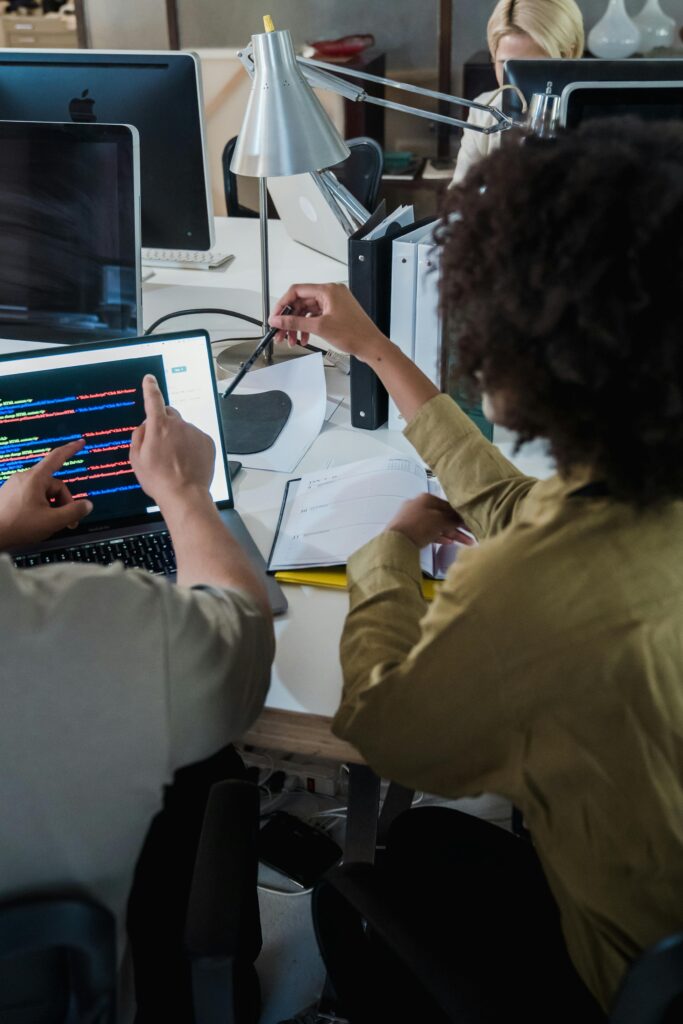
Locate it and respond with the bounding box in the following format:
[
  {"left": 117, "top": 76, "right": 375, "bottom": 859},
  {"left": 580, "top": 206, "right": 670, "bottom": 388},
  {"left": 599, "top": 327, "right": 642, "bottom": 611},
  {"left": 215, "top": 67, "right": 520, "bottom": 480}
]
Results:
[
  {"left": 503, "top": 57, "right": 683, "bottom": 116},
  {"left": 0, "top": 49, "right": 214, "bottom": 252}
]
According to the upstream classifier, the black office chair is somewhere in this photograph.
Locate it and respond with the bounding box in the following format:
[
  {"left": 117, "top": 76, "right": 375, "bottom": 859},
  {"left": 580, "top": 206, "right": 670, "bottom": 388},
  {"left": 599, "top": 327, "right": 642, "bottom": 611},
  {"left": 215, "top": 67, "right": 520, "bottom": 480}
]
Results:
[
  {"left": 0, "top": 897, "right": 116, "bottom": 1024},
  {"left": 0, "top": 780, "right": 262, "bottom": 1024},
  {"left": 185, "top": 779, "right": 262, "bottom": 1024},
  {"left": 222, "top": 136, "right": 259, "bottom": 219},
  {"left": 328, "top": 136, "right": 383, "bottom": 213},
  {"left": 222, "top": 135, "right": 383, "bottom": 218},
  {"left": 609, "top": 931, "right": 683, "bottom": 1024},
  {"left": 314, "top": 862, "right": 683, "bottom": 1024}
]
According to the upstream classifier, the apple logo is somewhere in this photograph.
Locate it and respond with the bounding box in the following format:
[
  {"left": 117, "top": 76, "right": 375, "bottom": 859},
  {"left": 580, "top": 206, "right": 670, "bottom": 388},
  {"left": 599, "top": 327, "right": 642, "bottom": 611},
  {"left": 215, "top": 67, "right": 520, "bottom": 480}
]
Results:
[{"left": 69, "top": 89, "right": 96, "bottom": 123}]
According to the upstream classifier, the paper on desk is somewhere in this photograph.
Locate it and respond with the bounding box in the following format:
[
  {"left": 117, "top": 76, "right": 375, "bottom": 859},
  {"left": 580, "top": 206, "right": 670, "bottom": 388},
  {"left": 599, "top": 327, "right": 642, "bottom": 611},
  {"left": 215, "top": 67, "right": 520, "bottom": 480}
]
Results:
[{"left": 220, "top": 352, "right": 327, "bottom": 472}]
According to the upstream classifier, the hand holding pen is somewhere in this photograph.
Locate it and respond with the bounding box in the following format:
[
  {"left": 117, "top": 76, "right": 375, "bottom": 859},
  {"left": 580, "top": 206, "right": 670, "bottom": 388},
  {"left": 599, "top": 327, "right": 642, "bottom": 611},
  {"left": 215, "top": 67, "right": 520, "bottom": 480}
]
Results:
[{"left": 222, "top": 305, "right": 293, "bottom": 398}]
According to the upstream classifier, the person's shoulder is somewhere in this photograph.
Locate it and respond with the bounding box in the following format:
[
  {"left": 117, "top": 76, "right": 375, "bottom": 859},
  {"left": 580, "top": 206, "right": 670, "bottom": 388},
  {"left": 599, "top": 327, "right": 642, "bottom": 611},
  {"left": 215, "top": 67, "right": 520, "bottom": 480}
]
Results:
[{"left": 0, "top": 556, "right": 167, "bottom": 622}]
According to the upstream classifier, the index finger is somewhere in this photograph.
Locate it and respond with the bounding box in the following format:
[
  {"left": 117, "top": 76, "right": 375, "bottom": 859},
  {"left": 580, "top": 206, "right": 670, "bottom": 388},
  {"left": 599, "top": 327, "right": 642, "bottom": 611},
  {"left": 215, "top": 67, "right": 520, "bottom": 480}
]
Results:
[
  {"left": 141, "top": 374, "right": 166, "bottom": 424},
  {"left": 271, "top": 283, "right": 327, "bottom": 319},
  {"left": 37, "top": 438, "right": 86, "bottom": 475}
]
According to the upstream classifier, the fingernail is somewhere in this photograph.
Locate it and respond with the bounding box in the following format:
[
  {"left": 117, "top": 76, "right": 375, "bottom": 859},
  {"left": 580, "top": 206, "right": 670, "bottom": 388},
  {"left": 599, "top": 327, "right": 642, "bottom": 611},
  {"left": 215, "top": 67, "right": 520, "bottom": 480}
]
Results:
[
  {"left": 144, "top": 374, "right": 157, "bottom": 384},
  {"left": 84, "top": 500, "right": 93, "bottom": 514}
]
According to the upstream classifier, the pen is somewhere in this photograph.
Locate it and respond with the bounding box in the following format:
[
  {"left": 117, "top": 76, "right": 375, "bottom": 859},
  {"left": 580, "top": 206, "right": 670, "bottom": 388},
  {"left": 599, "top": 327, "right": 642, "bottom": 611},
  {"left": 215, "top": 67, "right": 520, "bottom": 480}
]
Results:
[{"left": 222, "top": 305, "right": 293, "bottom": 398}]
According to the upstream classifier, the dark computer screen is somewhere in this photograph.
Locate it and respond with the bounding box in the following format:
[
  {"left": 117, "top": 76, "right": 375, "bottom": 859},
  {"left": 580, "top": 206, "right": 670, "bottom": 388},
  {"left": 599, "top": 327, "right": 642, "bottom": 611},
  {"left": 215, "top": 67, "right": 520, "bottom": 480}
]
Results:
[
  {"left": 0, "top": 355, "right": 165, "bottom": 522},
  {"left": 0, "top": 121, "right": 138, "bottom": 344},
  {"left": 562, "top": 84, "right": 683, "bottom": 128},
  {"left": 503, "top": 58, "right": 683, "bottom": 116},
  {"left": 0, "top": 50, "right": 213, "bottom": 250}
]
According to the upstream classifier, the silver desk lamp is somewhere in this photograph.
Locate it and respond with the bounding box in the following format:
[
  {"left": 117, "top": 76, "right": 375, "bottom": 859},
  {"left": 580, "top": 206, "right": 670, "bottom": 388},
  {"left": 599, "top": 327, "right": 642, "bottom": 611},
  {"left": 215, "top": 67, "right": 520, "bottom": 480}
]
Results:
[
  {"left": 226, "top": 16, "right": 350, "bottom": 369},
  {"left": 228, "top": 15, "right": 527, "bottom": 369}
]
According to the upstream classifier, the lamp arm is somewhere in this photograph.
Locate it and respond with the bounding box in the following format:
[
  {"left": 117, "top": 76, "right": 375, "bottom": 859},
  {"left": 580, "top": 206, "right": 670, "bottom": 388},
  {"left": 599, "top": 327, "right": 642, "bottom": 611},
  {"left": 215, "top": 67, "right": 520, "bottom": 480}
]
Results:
[
  {"left": 298, "top": 55, "right": 523, "bottom": 134},
  {"left": 318, "top": 169, "right": 369, "bottom": 227}
]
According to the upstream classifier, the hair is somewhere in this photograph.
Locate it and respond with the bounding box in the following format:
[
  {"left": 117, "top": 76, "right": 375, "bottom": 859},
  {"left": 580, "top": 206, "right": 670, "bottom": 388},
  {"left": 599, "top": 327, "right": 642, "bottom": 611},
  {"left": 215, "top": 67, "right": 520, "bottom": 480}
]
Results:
[
  {"left": 487, "top": 0, "right": 585, "bottom": 60},
  {"left": 437, "top": 119, "right": 683, "bottom": 506}
]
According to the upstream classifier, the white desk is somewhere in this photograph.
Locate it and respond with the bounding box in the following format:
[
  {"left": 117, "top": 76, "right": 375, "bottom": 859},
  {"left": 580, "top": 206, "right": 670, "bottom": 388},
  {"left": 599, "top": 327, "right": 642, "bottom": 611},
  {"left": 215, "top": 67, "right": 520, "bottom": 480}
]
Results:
[{"left": 142, "top": 218, "right": 349, "bottom": 339}]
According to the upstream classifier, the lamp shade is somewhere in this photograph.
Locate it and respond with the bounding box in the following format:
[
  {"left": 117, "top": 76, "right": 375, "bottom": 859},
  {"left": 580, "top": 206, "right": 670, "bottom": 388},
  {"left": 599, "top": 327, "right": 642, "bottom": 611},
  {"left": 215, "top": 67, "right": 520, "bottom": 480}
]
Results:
[{"left": 231, "top": 28, "right": 350, "bottom": 178}]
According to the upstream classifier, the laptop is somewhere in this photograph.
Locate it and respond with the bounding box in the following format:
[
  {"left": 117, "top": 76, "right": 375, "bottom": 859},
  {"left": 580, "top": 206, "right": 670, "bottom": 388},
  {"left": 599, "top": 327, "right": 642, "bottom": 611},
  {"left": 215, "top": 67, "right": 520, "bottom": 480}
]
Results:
[
  {"left": 0, "top": 329, "right": 287, "bottom": 614},
  {"left": 0, "top": 119, "right": 141, "bottom": 345},
  {"left": 267, "top": 172, "right": 351, "bottom": 264}
]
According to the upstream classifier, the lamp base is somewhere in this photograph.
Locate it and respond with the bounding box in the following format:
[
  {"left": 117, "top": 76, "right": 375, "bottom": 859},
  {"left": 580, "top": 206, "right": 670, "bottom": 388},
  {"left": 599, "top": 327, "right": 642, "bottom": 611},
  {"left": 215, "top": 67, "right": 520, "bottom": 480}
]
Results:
[{"left": 215, "top": 337, "right": 311, "bottom": 377}]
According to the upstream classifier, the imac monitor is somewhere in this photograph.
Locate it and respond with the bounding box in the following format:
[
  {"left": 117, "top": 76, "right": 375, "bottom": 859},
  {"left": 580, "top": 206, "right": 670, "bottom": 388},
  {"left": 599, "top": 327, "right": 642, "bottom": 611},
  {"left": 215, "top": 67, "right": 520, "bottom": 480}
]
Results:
[
  {"left": 503, "top": 58, "right": 683, "bottom": 117},
  {"left": 0, "top": 120, "right": 140, "bottom": 345},
  {"left": 0, "top": 50, "right": 214, "bottom": 251}
]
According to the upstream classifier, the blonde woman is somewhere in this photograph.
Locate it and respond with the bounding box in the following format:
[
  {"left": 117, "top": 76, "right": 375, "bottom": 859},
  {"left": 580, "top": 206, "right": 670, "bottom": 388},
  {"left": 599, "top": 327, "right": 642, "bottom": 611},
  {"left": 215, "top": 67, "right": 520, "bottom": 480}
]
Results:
[{"left": 452, "top": 0, "right": 585, "bottom": 184}]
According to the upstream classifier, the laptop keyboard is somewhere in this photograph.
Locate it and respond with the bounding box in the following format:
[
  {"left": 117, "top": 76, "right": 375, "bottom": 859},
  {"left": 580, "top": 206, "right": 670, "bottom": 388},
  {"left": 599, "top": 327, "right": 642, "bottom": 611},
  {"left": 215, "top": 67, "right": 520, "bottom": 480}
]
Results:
[{"left": 13, "top": 531, "right": 176, "bottom": 577}]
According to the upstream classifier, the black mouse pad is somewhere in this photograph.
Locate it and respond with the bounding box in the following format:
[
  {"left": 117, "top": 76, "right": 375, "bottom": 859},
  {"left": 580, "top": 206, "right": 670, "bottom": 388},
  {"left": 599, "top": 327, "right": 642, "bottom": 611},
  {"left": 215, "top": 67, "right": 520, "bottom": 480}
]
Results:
[{"left": 220, "top": 389, "right": 293, "bottom": 454}]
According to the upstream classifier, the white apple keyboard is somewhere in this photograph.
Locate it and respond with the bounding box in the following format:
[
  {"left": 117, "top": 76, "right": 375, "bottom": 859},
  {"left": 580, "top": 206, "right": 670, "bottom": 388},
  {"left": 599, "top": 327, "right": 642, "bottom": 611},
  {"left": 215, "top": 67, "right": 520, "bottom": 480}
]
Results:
[{"left": 141, "top": 248, "right": 235, "bottom": 271}]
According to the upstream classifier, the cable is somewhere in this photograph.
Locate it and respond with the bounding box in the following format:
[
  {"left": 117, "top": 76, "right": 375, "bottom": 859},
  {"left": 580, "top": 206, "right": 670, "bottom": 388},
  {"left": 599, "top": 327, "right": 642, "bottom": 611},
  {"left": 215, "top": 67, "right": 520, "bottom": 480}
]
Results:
[
  {"left": 255, "top": 750, "right": 276, "bottom": 788},
  {"left": 144, "top": 307, "right": 262, "bottom": 336}
]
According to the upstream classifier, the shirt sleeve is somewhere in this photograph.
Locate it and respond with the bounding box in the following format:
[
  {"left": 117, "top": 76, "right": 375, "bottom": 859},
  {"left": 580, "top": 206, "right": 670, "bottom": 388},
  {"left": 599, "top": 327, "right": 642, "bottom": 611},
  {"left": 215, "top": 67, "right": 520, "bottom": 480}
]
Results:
[
  {"left": 405, "top": 394, "right": 539, "bottom": 539},
  {"left": 333, "top": 531, "right": 520, "bottom": 797},
  {"left": 159, "top": 584, "right": 274, "bottom": 770},
  {"left": 452, "top": 115, "right": 486, "bottom": 185}
]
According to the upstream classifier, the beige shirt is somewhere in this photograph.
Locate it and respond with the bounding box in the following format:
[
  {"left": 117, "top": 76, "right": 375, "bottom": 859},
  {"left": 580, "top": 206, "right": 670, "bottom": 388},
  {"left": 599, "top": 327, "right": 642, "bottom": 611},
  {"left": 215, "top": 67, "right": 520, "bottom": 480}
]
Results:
[
  {"left": 452, "top": 88, "right": 504, "bottom": 185},
  {"left": 334, "top": 394, "right": 683, "bottom": 1012},
  {"left": 0, "top": 559, "right": 272, "bottom": 986}
]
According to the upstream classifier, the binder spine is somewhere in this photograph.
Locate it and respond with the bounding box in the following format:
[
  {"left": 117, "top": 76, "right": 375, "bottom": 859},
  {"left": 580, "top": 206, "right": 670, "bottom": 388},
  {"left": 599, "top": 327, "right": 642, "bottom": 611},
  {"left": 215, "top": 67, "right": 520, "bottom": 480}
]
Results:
[
  {"left": 347, "top": 215, "right": 437, "bottom": 430},
  {"left": 388, "top": 242, "right": 417, "bottom": 431},
  {"left": 348, "top": 240, "right": 389, "bottom": 429}
]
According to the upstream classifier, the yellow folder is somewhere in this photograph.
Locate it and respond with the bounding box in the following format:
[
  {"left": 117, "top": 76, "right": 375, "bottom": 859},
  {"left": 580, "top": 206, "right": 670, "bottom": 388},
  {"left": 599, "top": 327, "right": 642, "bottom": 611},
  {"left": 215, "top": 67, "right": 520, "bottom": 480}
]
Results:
[{"left": 274, "top": 568, "right": 439, "bottom": 601}]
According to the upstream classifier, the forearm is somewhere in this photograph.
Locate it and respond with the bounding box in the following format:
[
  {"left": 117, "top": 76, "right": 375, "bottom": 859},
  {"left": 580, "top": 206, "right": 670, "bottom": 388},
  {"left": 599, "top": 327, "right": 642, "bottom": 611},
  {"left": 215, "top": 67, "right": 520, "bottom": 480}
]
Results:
[
  {"left": 404, "top": 395, "right": 538, "bottom": 538},
  {"left": 161, "top": 487, "right": 271, "bottom": 616},
  {"left": 361, "top": 336, "right": 440, "bottom": 423},
  {"left": 360, "top": 337, "right": 537, "bottom": 536}
]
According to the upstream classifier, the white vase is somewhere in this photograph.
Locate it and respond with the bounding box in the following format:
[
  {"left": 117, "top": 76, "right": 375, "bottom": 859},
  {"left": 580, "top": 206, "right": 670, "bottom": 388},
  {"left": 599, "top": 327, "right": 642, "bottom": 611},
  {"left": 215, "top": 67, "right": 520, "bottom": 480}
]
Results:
[
  {"left": 633, "top": 0, "right": 676, "bottom": 52},
  {"left": 588, "top": 0, "right": 642, "bottom": 58}
]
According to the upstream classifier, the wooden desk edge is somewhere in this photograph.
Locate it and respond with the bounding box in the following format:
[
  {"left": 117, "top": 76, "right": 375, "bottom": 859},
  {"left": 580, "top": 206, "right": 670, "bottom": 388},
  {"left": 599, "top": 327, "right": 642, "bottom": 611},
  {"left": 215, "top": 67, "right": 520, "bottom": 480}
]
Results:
[{"left": 241, "top": 707, "right": 364, "bottom": 764}]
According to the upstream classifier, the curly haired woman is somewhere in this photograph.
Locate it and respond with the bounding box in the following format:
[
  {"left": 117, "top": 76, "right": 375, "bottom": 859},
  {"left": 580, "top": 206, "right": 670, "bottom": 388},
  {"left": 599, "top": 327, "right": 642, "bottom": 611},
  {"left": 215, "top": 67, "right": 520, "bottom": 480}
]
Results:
[{"left": 270, "top": 119, "right": 683, "bottom": 1022}]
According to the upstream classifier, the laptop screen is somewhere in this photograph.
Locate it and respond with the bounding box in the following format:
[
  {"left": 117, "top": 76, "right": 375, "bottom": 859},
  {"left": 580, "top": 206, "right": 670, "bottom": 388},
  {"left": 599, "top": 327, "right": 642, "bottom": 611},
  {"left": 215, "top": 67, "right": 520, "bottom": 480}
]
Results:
[{"left": 0, "top": 331, "right": 232, "bottom": 532}]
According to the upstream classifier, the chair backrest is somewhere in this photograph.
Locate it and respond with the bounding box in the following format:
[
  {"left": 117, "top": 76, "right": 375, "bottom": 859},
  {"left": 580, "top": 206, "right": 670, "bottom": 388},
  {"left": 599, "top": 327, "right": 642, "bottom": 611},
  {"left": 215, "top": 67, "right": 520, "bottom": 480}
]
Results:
[
  {"left": 222, "top": 134, "right": 384, "bottom": 218},
  {"left": 609, "top": 931, "right": 683, "bottom": 1024},
  {"left": 0, "top": 897, "right": 116, "bottom": 1024},
  {"left": 185, "top": 779, "right": 262, "bottom": 1024},
  {"left": 221, "top": 137, "right": 259, "bottom": 219},
  {"left": 330, "top": 136, "right": 384, "bottom": 213}
]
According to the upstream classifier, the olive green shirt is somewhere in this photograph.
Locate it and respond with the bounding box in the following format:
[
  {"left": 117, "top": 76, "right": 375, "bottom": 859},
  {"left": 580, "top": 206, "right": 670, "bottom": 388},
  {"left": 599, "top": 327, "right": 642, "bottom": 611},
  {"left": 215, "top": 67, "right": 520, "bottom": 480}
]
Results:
[{"left": 334, "top": 393, "right": 683, "bottom": 1012}]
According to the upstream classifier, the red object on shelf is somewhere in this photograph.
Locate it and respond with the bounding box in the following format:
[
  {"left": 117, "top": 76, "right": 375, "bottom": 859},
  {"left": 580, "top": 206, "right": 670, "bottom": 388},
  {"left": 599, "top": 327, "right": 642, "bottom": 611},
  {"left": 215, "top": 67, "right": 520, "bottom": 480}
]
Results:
[{"left": 309, "top": 33, "right": 375, "bottom": 58}]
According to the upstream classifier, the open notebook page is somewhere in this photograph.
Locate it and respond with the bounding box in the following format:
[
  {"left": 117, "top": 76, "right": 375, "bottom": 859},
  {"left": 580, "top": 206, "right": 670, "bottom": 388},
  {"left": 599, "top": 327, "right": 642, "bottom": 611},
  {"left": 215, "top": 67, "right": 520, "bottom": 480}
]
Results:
[{"left": 269, "top": 456, "right": 434, "bottom": 573}]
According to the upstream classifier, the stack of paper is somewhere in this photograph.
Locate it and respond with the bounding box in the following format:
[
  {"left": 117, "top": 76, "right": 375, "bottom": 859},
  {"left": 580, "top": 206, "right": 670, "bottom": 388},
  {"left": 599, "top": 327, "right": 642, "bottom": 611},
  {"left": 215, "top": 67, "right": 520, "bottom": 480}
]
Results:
[{"left": 362, "top": 204, "right": 414, "bottom": 241}]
